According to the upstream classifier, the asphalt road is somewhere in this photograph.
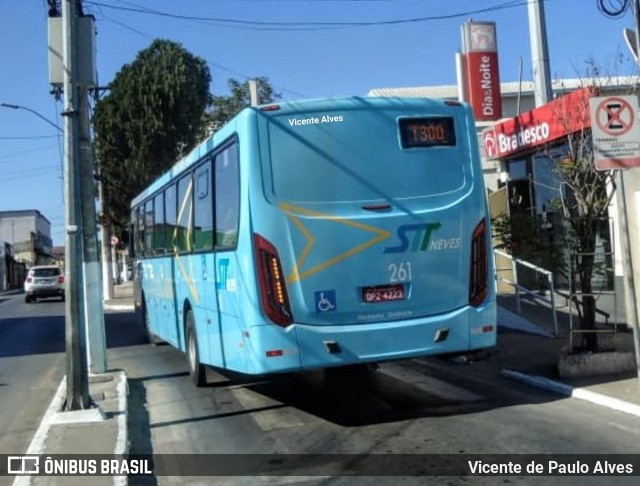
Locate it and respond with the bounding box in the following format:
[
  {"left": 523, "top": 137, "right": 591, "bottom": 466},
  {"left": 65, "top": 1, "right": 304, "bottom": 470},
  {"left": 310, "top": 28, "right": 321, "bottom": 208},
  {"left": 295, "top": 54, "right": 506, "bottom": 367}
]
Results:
[
  {"left": 0, "top": 292, "right": 66, "bottom": 457},
  {"left": 3, "top": 291, "right": 640, "bottom": 486},
  {"left": 0, "top": 290, "right": 146, "bottom": 460},
  {"left": 109, "top": 333, "right": 640, "bottom": 485}
]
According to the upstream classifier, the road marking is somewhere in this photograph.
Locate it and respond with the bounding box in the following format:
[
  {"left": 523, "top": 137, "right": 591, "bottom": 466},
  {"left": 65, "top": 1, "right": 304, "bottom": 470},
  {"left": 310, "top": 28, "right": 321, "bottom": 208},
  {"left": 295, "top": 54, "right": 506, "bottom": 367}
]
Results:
[
  {"left": 210, "top": 476, "right": 333, "bottom": 485},
  {"left": 379, "top": 362, "right": 483, "bottom": 402},
  {"left": 502, "top": 369, "right": 640, "bottom": 419},
  {"left": 12, "top": 379, "right": 65, "bottom": 486}
]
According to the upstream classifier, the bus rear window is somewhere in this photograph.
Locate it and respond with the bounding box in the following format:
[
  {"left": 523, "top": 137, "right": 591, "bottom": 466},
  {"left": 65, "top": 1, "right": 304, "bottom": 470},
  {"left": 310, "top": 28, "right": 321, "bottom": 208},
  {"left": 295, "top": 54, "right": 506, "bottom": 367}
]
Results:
[
  {"left": 399, "top": 117, "right": 456, "bottom": 148},
  {"left": 265, "top": 109, "right": 467, "bottom": 203}
]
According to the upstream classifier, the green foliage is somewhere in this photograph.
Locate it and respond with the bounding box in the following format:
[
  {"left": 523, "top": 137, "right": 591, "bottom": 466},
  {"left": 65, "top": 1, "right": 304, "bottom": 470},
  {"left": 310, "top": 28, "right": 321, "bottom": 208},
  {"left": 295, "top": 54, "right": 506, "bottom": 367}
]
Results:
[
  {"left": 492, "top": 212, "right": 565, "bottom": 289},
  {"left": 92, "top": 39, "right": 211, "bottom": 233},
  {"left": 207, "top": 77, "right": 281, "bottom": 131},
  {"left": 547, "top": 136, "right": 615, "bottom": 351}
]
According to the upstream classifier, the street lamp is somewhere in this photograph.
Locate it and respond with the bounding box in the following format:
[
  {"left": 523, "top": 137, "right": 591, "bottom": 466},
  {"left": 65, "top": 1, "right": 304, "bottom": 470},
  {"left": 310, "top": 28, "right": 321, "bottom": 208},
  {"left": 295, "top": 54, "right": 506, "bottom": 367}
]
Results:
[{"left": 0, "top": 102, "right": 63, "bottom": 133}]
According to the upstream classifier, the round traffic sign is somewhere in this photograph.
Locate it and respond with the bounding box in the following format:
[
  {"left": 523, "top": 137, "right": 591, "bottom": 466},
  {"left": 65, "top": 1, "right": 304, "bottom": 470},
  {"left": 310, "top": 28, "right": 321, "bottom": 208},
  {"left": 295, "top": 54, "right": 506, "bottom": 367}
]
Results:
[{"left": 595, "top": 97, "right": 635, "bottom": 137}]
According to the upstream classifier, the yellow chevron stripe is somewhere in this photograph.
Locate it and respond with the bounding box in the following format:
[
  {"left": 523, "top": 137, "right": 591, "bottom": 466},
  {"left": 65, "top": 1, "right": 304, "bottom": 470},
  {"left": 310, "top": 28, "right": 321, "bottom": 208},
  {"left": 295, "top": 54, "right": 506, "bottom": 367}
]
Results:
[{"left": 279, "top": 202, "right": 391, "bottom": 284}]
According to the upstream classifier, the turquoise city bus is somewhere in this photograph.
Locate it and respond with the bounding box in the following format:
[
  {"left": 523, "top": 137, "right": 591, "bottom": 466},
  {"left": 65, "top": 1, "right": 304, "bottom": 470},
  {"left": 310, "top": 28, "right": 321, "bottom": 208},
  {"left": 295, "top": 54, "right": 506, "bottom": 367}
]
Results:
[{"left": 130, "top": 96, "right": 496, "bottom": 386}]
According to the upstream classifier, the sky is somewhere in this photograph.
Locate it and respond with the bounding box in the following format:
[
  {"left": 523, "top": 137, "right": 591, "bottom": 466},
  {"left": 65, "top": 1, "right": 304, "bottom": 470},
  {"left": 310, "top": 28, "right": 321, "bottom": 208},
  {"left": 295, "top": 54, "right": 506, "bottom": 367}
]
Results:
[{"left": 0, "top": 0, "right": 638, "bottom": 247}]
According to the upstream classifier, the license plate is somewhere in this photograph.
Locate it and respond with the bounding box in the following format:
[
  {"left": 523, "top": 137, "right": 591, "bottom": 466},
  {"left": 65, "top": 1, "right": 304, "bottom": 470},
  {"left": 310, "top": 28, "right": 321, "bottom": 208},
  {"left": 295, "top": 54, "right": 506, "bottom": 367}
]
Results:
[{"left": 362, "top": 284, "right": 405, "bottom": 303}]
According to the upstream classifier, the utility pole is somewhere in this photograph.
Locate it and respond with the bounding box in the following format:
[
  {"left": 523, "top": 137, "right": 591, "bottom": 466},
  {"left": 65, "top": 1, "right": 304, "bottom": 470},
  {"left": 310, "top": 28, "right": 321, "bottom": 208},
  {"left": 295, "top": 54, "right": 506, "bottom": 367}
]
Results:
[
  {"left": 623, "top": 0, "right": 640, "bottom": 378},
  {"left": 249, "top": 78, "right": 259, "bottom": 107},
  {"left": 527, "top": 0, "right": 553, "bottom": 106},
  {"left": 99, "top": 181, "right": 114, "bottom": 300},
  {"left": 62, "top": 0, "right": 90, "bottom": 409},
  {"left": 79, "top": 87, "right": 107, "bottom": 374}
]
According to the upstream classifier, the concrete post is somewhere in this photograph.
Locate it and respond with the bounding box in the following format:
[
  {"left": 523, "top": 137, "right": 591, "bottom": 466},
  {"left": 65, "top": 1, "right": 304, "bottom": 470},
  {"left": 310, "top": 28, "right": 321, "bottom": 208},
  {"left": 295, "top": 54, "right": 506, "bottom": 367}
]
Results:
[
  {"left": 527, "top": 0, "right": 553, "bottom": 106},
  {"left": 78, "top": 88, "right": 107, "bottom": 374},
  {"left": 62, "top": 0, "right": 90, "bottom": 410}
]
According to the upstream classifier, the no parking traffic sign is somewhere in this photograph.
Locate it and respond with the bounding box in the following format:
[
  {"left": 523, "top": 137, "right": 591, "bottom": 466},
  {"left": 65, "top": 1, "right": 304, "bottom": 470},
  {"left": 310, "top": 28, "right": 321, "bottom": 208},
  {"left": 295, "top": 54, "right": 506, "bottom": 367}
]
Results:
[{"left": 590, "top": 95, "right": 640, "bottom": 170}]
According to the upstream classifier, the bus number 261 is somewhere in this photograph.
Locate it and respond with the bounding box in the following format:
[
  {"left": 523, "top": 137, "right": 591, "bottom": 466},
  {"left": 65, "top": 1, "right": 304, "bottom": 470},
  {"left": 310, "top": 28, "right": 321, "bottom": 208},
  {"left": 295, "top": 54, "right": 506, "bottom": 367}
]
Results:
[{"left": 389, "top": 262, "right": 412, "bottom": 283}]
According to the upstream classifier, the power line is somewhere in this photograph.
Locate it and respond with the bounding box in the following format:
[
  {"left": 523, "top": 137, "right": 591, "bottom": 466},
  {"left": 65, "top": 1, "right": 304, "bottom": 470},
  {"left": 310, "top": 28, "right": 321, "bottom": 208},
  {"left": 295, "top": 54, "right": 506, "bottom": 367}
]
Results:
[
  {"left": 0, "top": 144, "right": 60, "bottom": 161},
  {"left": 0, "top": 167, "right": 60, "bottom": 183},
  {"left": 89, "top": 6, "right": 309, "bottom": 98},
  {"left": 84, "top": 0, "right": 534, "bottom": 31},
  {"left": 0, "top": 135, "right": 60, "bottom": 140}
]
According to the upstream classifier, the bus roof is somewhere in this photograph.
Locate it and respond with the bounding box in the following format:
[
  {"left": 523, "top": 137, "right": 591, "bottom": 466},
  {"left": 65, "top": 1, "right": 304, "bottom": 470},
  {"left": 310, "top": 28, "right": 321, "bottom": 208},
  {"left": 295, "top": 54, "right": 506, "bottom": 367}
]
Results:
[{"left": 130, "top": 96, "right": 471, "bottom": 207}]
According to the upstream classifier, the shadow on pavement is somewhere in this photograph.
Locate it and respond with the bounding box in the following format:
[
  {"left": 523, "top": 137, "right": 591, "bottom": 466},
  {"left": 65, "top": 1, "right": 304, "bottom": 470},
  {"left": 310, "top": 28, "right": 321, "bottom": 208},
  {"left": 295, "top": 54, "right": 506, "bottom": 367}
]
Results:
[
  {"left": 127, "top": 375, "right": 159, "bottom": 486},
  {"left": 0, "top": 315, "right": 65, "bottom": 357},
  {"left": 105, "top": 310, "right": 149, "bottom": 349}
]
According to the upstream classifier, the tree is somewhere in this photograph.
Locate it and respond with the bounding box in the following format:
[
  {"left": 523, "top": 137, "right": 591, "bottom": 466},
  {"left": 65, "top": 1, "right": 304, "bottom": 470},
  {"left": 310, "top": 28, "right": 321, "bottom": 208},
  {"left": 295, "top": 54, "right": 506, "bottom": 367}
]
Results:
[
  {"left": 92, "top": 39, "right": 211, "bottom": 234},
  {"left": 207, "top": 77, "right": 281, "bottom": 131},
  {"left": 545, "top": 85, "right": 617, "bottom": 352}
]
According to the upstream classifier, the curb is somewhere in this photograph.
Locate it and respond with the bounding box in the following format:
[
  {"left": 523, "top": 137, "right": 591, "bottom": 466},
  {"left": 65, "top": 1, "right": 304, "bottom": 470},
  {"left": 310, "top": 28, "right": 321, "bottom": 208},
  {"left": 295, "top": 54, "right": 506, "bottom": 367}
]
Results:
[
  {"left": 0, "top": 289, "right": 23, "bottom": 296},
  {"left": 103, "top": 302, "right": 135, "bottom": 312},
  {"left": 13, "top": 371, "right": 129, "bottom": 486},
  {"left": 501, "top": 369, "right": 640, "bottom": 419},
  {"left": 114, "top": 371, "right": 129, "bottom": 486}
]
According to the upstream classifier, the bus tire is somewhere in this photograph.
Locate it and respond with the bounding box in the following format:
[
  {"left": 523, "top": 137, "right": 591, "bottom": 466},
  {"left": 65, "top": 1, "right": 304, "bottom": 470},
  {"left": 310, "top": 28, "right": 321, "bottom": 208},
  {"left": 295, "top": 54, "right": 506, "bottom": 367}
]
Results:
[{"left": 186, "top": 311, "right": 207, "bottom": 387}]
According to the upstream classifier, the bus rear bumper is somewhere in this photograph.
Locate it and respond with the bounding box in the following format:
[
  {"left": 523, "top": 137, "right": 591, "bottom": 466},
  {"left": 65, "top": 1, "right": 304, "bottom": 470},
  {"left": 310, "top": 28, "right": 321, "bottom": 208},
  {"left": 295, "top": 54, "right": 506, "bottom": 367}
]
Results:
[{"left": 248, "top": 301, "right": 496, "bottom": 374}]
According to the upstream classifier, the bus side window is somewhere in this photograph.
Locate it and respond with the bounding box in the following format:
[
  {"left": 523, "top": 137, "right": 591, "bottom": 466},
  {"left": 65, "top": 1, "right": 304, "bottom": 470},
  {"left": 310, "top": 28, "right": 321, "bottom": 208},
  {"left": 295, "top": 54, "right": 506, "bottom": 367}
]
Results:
[
  {"left": 176, "top": 173, "right": 193, "bottom": 253},
  {"left": 165, "top": 183, "right": 177, "bottom": 254},
  {"left": 144, "top": 199, "right": 154, "bottom": 256},
  {"left": 153, "top": 192, "right": 165, "bottom": 255},
  {"left": 215, "top": 143, "right": 239, "bottom": 249},
  {"left": 136, "top": 206, "right": 145, "bottom": 258},
  {"left": 194, "top": 160, "right": 213, "bottom": 251}
]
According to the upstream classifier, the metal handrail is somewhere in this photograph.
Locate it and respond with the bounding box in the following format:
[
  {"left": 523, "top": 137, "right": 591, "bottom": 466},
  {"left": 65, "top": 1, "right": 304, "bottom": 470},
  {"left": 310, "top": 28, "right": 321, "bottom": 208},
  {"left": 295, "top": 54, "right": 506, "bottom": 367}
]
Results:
[
  {"left": 566, "top": 250, "right": 617, "bottom": 351},
  {"left": 494, "top": 248, "right": 559, "bottom": 336}
]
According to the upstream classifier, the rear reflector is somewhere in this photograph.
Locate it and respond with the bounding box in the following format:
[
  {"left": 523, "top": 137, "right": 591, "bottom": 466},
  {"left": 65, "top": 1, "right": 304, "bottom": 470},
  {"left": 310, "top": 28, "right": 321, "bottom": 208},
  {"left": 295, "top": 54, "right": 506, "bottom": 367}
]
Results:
[
  {"left": 471, "top": 324, "right": 495, "bottom": 335},
  {"left": 266, "top": 350, "right": 284, "bottom": 357}
]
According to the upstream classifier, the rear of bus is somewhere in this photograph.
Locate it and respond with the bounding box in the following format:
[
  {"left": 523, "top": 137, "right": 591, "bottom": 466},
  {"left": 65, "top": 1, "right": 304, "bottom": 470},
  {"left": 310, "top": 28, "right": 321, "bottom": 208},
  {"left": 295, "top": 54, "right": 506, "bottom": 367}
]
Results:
[{"left": 244, "top": 96, "right": 495, "bottom": 374}]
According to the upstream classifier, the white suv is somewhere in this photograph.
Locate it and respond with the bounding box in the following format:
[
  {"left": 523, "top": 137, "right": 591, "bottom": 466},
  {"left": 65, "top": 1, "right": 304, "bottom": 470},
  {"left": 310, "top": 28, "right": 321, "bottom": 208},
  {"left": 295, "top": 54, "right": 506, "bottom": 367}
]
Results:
[{"left": 24, "top": 265, "right": 65, "bottom": 303}]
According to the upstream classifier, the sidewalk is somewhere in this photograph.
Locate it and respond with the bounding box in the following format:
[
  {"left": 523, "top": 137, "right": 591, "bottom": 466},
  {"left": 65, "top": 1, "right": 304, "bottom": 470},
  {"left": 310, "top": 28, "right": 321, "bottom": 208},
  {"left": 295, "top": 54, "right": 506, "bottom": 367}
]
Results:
[
  {"left": 12, "top": 282, "right": 135, "bottom": 486},
  {"left": 496, "top": 299, "right": 640, "bottom": 418},
  {"left": 104, "top": 281, "right": 135, "bottom": 312}
]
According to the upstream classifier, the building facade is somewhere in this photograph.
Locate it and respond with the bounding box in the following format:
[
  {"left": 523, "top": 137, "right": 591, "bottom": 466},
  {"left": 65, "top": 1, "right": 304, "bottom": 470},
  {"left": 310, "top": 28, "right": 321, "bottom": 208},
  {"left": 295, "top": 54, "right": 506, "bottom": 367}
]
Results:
[
  {"left": 0, "top": 239, "right": 27, "bottom": 290},
  {"left": 0, "top": 210, "right": 53, "bottom": 267}
]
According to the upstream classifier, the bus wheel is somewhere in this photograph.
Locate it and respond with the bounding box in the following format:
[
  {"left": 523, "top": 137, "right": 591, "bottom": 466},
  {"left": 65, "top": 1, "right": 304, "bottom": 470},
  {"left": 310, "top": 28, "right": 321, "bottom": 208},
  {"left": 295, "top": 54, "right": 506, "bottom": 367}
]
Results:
[{"left": 186, "top": 311, "right": 207, "bottom": 387}]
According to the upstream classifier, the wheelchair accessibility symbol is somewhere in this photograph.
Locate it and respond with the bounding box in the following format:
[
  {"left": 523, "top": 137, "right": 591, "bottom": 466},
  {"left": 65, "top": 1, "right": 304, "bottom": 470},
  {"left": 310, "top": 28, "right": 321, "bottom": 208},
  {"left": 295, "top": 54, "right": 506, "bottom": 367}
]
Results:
[{"left": 315, "top": 290, "right": 337, "bottom": 313}]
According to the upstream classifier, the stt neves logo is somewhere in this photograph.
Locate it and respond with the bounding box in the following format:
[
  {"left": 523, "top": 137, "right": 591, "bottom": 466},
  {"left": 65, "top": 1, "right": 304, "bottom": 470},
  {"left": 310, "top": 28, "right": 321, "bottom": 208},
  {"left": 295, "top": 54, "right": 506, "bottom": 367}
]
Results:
[{"left": 7, "top": 456, "right": 40, "bottom": 475}]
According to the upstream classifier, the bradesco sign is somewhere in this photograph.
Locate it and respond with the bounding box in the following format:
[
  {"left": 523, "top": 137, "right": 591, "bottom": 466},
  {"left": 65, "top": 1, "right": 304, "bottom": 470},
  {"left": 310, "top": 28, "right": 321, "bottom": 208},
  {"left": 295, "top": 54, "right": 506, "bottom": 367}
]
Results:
[{"left": 482, "top": 87, "right": 594, "bottom": 159}]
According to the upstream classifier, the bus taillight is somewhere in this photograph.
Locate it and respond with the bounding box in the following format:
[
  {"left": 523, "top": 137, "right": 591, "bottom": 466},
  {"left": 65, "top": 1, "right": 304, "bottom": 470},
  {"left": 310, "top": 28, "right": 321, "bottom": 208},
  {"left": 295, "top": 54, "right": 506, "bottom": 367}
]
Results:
[
  {"left": 469, "top": 219, "right": 488, "bottom": 307},
  {"left": 254, "top": 234, "right": 293, "bottom": 326}
]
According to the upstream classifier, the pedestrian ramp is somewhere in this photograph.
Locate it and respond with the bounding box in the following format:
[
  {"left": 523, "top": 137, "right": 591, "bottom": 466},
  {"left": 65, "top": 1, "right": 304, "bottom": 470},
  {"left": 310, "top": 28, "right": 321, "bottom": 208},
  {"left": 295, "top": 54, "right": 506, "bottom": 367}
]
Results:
[{"left": 498, "top": 304, "right": 555, "bottom": 338}]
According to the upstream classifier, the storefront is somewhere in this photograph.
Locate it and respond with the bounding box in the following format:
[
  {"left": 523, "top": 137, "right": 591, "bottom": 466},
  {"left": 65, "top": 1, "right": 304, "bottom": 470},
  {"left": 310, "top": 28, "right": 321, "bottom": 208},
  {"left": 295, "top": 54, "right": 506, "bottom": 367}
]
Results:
[{"left": 482, "top": 87, "right": 613, "bottom": 290}]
